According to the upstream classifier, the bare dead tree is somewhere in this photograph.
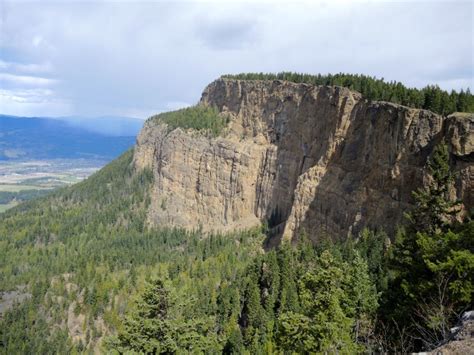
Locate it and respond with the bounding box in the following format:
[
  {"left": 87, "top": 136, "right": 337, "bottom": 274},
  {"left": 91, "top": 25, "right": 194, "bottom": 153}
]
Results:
[{"left": 411, "top": 272, "right": 457, "bottom": 351}]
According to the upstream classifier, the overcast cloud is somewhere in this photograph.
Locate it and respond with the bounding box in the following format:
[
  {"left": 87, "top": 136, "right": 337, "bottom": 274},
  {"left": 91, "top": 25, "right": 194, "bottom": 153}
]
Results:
[{"left": 0, "top": 0, "right": 472, "bottom": 118}]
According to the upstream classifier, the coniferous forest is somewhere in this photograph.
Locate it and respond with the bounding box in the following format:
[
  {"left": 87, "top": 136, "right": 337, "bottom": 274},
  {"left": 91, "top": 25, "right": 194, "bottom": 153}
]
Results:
[
  {"left": 0, "top": 142, "right": 472, "bottom": 354},
  {"left": 223, "top": 72, "right": 474, "bottom": 115}
]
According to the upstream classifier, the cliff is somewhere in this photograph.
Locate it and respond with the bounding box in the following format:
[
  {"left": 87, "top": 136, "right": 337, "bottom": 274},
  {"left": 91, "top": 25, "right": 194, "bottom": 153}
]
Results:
[{"left": 134, "top": 78, "right": 473, "bottom": 242}]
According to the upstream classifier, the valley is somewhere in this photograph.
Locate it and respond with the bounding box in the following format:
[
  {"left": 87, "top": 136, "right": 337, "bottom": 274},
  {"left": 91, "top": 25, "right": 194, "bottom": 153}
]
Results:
[
  {"left": 0, "top": 159, "right": 105, "bottom": 213},
  {"left": 1, "top": 0, "right": 472, "bottom": 352}
]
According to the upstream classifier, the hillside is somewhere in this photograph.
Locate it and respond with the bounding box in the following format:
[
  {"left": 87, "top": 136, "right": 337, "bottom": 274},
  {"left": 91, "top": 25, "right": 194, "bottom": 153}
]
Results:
[
  {"left": 0, "top": 75, "right": 472, "bottom": 353},
  {"left": 0, "top": 115, "right": 141, "bottom": 160},
  {"left": 0, "top": 148, "right": 266, "bottom": 352}
]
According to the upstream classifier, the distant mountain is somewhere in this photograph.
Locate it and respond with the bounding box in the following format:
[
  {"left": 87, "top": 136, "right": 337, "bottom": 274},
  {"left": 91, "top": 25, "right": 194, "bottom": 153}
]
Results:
[
  {"left": 55, "top": 115, "right": 144, "bottom": 137},
  {"left": 0, "top": 114, "right": 143, "bottom": 160}
]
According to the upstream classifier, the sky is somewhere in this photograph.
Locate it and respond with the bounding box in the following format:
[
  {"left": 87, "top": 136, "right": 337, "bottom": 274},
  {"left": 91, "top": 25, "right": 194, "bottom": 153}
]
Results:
[{"left": 0, "top": 0, "right": 473, "bottom": 119}]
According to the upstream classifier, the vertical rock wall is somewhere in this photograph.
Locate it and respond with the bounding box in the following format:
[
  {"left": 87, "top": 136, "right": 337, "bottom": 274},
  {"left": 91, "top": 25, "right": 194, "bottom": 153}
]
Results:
[{"left": 133, "top": 78, "right": 473, "bottom": 241}]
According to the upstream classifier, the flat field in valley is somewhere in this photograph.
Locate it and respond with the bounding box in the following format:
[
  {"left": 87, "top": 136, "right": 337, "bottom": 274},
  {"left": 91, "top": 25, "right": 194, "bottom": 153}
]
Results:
[{"left": 0, "top": 159, "right": 106, "bottom": 213}]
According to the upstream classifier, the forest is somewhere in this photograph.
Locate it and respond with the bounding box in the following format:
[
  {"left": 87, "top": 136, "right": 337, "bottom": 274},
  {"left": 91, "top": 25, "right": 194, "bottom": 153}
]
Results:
[
  {"left": 0, "top": 189, "right": 53, "bottom": 205},
  {"left": 0, "top": 142, "right": 471, "bottom": 353},
  {"left": 222, "top": 72, "right": 474, "bottom": 115}
]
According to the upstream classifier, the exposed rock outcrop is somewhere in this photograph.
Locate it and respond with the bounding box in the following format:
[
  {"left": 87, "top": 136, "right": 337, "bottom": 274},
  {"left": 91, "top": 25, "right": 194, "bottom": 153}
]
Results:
[
  {"left": 427, "top": 311, "right": 474, "bottom": 355},
  {"left": 133, "top": 78, "right": 473, "bottom": 242}
]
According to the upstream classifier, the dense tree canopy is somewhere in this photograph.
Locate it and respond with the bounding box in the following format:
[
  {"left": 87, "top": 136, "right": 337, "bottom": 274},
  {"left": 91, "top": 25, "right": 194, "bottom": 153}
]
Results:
[
  {"left": 0, "top": 142, "right": 471, "bottom": 353},
  {"left": 148, "top": 106, "right": 230, "bottom": 137}
]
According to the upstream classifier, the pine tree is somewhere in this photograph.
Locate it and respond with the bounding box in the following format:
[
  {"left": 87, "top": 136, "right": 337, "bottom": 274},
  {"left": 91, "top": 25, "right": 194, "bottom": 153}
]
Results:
[
  {"left": 407, "top": 143, "right": 460, "bottom": 234},
  {"left": 277, "top": 244, "right": 300, "bottom": 314},
  {"left": 277, "top": 251, "right": 358, "bottom": 353},
  {"left": 344, "top": 252, "right": 379, "bottom": 344},
  {"left": 110, "top": 279, "right": 177, "bottom": 353},
  {"left": 352, "top": 229, "right": 390, "bottom": 293},
  {"left": 386, "top": 143, "right": 472, "bottom": 350}
]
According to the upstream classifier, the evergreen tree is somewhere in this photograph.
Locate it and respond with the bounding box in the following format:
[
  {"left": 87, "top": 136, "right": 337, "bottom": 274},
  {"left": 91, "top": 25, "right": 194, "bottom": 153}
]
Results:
[
  {"left": 277, "top": 243, "right": 300, "bottom": 314},
  {"left": 277, "top": 251, "right": 358, "bottom": 353},
  {"left": 111, "top": 279, "right": 177, "bottom": 353},
  {"left": 344, "top": 252, "right": 379, "bottom": 345},
  {"left": 407, "top": 143, "right": 460, "bottom": 234},
  {"left": 385, "top": 143, "right": 473, "bottom": 350},
  {"left": 222, "top": 72, "right": 473, "bottom": 115},
  {"left": 354, "top": 229, "right": 389, "bottom": 293}
]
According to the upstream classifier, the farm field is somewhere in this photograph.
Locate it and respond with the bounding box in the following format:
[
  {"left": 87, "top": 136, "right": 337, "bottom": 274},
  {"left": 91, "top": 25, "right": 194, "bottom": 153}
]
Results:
[{"left": 0, "top": 159, "right": 106, "bottom": 212}]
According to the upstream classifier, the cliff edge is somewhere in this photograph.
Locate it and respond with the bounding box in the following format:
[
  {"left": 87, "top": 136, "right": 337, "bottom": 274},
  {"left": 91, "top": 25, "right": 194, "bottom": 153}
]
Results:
[{"left": 133, "top": 78, "right": 473, "bottom": 242}]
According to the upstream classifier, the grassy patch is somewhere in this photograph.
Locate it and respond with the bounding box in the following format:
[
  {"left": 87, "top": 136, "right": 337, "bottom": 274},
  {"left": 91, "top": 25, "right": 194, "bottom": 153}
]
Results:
[
  {"left": 0, "top": 201, "right": 17, "bottom": 213},
  {"left": 149, "top": 105, "right": 229, "bottom": 137}
]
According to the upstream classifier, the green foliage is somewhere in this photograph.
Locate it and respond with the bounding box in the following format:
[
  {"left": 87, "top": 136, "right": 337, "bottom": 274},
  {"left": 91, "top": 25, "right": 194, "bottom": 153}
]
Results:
[
  {"left": 149, "top": 105, "right": 229, "bottom": 137},
  {"left": 277, "top": 312, "right": 314, "bottom": 352},
  {"left": 0, "top": 189, "right": 53, "bottom": 205},
  {"left": 105, "top": 233, "right": 381, "bottom": 353},
  {"left": 0, "top": 149, "right": 153, "bottom": 290},
  {"left": 277, "top": 243, "right": 300, "bottom": 314},
  {"left": 418, "top": 222, "right": 474, "bottom": 303},
  {"left": 0, "top": 148, "right": 265, "bottom": 353},
  {"left": 222, "top": 72, "right": 474, "bottom": 114},
  {"left": 225, "top": 241, "right": 378, "bottom": 352},
  {"left": 342, "top": 229, "right": 390, "bottom": 294},
  {"left": 384, "top": 143, "right": 473, "bottom": 351},
  {"left": 407, "top": 144, "right": 461, "bottom": 234},
  {"left": 109, "top": 279, "right": 221, "bottom": 353},
  {"left": 0, "top": 299, "right": 73, "bottom": 354},
  {"left": 277, "top": 250, "right": 358, "bottom": 353},
  {"left": 0, "top": 138, "right": 470, "bottom": 353}
]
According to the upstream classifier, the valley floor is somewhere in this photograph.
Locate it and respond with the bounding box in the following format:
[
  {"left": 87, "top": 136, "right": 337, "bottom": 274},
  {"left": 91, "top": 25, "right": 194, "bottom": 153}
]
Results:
[{"left": 0, "top": 159, "right": 107, "bottom": 213}]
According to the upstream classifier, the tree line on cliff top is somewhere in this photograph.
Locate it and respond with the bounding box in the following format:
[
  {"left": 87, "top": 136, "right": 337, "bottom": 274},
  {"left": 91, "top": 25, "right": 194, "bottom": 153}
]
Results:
[{"left": 223, "top": 72, "right": 474, "bottom": 115}]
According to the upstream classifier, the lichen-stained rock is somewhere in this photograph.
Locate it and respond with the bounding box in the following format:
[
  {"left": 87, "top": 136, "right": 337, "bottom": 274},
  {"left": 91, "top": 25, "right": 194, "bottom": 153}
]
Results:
[{"left": 133, "top": 78, "right": 473, "bottom": 242}]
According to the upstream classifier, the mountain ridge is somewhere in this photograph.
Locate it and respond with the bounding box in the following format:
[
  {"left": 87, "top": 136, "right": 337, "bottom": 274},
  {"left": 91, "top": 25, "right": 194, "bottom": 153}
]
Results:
[{"left": 0, "top": 114, "right": 141, "bottom": 160}]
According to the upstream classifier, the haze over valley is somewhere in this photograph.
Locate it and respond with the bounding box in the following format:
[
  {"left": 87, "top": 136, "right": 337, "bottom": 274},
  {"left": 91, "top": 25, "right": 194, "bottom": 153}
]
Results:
[{"left": 0, "top": 114, "right": 142, "bottom": 212}]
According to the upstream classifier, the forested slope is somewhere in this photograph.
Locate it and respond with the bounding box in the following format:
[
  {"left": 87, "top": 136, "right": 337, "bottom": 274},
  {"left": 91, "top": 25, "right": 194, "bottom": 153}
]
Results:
[
  {"left": 0, "top": 149, "right": 266, "bottom": 352},
  {"left": 0, "top": 74, "right": 473, "bottom": 353},
  {"left": 1, "top": 144, "right": 471, "bottom": 354}
]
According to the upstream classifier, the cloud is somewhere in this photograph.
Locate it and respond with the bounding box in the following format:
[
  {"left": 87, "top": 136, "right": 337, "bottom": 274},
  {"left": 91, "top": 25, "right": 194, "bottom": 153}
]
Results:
[
  {"left": 0, "top": 73, "right": 58, "bottom": 87},
  {"left": 0, "top": 0, "right": 472, "bottom": 117},
  {"left": 196, "top": 17, "right": 260, "bottom": 50},
  {"left": 0, "top": 88, "right": 54, "bottom": 103},
  {"left": 0, "top": 60, "right": 53, "bottom": 74},
  {"left": 0, "top": 88, "right": 71, "bottom": 116}
]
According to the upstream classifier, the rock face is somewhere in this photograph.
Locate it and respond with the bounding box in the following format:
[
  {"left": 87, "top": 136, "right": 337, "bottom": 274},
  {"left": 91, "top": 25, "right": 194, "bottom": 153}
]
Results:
[
  {"left": 427, "top": 311, "right": 474, "bottom": 355},
  {"left": 133, "top": 78, "right": 473, "bottom": 242}
]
